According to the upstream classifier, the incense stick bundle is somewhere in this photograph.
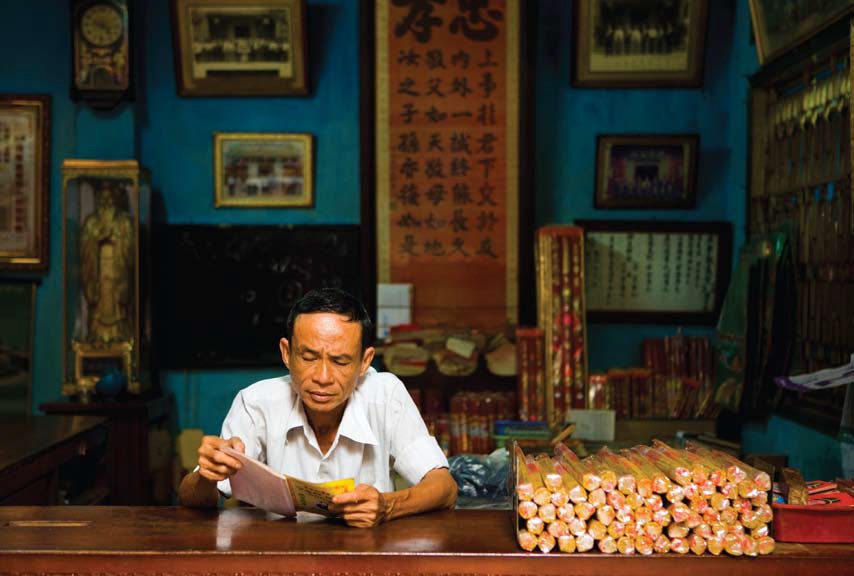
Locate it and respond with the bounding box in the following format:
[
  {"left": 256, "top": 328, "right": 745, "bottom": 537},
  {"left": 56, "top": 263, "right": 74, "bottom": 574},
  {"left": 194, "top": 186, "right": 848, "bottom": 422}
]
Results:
[{"left": 515, "top": 441, "right": 775, "bottom": 556}]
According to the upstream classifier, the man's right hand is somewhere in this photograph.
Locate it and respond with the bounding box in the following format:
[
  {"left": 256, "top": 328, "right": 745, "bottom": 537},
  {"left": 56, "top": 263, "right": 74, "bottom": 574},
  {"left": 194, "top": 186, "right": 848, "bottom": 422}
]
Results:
[{"left": 197, "top": 436, "right": 246, "bottom": 483}]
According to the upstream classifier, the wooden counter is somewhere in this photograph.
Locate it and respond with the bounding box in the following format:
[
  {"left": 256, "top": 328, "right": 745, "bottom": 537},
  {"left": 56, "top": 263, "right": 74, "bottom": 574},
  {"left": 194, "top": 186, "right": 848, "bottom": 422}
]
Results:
[{"left": 1, "top": 507, "right": 853, "bottom": 575}]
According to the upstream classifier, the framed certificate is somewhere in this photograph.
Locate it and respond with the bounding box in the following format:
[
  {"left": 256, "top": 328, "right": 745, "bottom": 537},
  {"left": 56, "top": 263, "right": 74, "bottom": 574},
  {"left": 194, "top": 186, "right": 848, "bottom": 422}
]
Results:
[{"left": 578, "top": 220, "right": 732, "bottom": 324}]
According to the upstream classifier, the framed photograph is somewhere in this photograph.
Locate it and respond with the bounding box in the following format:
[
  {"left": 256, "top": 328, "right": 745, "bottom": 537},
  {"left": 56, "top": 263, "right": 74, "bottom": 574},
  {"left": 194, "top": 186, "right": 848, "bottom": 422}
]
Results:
[
  {"left": 0, "top": 95, "right": 50, "bottom": 270},
  {"left": 595, "top": 134, "right": 698, "bottom": 209},
  {"left": 577, "top": 220, "right": 732, "bottom": 324},
  {"left": 748, "top": 0, "right": 853, "bottom": 65},
  {"left": 171, "top": 0, "right": 309, "bottom": 96},
  {"left": 573, "top": 0, "right": 708, "bottom": 87},
  {"left": 0, "top": 282, "right": 35, "bottom": 414},
  {"left": 214, "top": 132, "right": 313, "bottom": 208}
]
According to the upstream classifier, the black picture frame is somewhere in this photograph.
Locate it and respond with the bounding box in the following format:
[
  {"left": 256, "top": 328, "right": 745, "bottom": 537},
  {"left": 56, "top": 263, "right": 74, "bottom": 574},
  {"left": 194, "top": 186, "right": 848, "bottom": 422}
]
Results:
[
  {"left": 595, "top": 134, "right": 699, "bottom": 210},
  {"left": 577, "top": 219, "right": 732, "bottom": 325}
]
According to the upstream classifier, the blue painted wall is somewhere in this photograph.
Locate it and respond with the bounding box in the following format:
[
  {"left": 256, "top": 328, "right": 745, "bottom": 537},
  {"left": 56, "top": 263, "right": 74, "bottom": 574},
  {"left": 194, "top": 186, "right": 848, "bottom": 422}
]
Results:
[
  {"left": 533, "top": 0, "right": 747, "bottom": 371},
  {"left": 0, "top": 0, "right": 842, "bottom": 478},
  {"left": 743, "top": 416, "right": 843, "bottom": 479},
  {"left": 139, "top": 0, "right": 360, "bottom": 225}
]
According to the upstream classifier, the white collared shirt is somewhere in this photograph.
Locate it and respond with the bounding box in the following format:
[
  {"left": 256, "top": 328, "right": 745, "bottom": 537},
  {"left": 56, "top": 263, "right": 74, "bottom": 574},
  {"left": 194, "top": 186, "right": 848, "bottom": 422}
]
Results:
[{"left": 216, "top": 367, "right": 448, "bottom": 496}]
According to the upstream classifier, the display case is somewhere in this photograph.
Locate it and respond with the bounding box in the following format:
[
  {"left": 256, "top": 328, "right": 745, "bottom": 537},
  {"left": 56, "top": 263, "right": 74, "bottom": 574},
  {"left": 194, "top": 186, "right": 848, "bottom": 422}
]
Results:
[{"left": 61, "top": 160, "right": 151, "bottom": 399}]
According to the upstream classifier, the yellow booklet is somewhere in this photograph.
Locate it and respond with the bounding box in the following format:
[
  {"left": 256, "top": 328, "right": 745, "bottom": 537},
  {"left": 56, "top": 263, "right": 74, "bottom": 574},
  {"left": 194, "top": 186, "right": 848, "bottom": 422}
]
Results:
[
  {"left": 223, "top": 447, "right": 354, "bottom": 516},
  {"left": 286, "top": 476, "right": 355, "bottom": 516}
]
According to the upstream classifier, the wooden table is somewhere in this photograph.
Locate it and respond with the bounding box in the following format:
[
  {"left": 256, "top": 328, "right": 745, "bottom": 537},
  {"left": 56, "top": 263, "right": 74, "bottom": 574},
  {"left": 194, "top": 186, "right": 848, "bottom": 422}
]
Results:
[
  {"left": 1, "top": 507, "right": 852, "bottom": 575},
  {"left": 0, "top": 416, "right": 106, "bottom": 505}
]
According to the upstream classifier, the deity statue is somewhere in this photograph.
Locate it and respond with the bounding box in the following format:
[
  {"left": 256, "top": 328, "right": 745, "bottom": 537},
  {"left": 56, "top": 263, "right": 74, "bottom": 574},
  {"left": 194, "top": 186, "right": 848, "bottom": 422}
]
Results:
[{"left": 80, "top": 181, "right": 134, "bottom": 343}]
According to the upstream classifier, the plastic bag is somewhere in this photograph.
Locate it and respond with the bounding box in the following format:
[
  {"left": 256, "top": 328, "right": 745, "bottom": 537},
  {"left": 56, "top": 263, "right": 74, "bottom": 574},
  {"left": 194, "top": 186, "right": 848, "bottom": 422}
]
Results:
[{"left": 450, "top": 448, "right": 510, "bottom": 506}]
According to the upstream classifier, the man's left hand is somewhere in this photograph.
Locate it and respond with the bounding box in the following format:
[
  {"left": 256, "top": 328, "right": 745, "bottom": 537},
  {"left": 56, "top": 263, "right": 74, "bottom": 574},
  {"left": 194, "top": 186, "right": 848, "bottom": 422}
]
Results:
[{"left": 329, "top": 484, "right": 391, "bottom": 528}]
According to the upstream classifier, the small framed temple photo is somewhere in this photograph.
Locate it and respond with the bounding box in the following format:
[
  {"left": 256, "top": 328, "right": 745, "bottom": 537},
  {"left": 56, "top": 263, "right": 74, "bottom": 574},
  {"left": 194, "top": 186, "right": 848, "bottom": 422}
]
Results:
[
  {"left": 0, "top": 95, "right": 50, "bottom": 270},
  {"left": 214, "top": 132, "right": 313, "bottom": 208},
  {"left": 595, "top": 134, "right": 698, "bottom": 210},
  {"left": 573, "top": 0, "right": 708, "bottom": 87},
  {"left": 171, "top": 0, "right": 309, "bottom": 96}
]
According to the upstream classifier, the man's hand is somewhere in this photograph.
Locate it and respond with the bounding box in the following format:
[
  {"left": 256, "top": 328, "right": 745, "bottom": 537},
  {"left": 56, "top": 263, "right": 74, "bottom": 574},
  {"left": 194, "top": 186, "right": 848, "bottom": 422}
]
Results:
[
  {"left": 329, "top": 484, "right": 392, "bottom": 528},
  {"left": 197, "top": 435, "right": 245, "bottom": 483}
]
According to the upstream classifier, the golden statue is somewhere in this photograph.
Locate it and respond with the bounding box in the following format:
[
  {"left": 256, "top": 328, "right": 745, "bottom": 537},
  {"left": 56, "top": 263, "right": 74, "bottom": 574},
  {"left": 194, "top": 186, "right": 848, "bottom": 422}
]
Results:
[{"left": 80, "top": 181, "right": 134, "bottom": 343}]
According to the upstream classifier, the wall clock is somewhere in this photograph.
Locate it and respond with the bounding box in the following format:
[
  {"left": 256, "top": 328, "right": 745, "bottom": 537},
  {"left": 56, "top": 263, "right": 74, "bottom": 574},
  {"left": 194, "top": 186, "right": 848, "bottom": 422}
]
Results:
[{"left": 71, "top": 0, "right": 132, "bottom": 108}]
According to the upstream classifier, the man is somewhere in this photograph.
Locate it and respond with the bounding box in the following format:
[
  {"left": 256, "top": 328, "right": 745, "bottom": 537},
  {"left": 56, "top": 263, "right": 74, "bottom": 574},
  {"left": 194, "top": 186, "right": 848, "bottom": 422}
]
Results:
[{"left": 178, "top": 288, "right": 457, "bottom": 527}]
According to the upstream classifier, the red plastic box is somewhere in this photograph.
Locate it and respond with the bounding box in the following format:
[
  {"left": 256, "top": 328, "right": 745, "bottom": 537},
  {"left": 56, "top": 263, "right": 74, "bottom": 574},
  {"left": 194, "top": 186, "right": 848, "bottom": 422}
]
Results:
[{"left": 772, "top": 502, "right": 854, "bottom": 543}]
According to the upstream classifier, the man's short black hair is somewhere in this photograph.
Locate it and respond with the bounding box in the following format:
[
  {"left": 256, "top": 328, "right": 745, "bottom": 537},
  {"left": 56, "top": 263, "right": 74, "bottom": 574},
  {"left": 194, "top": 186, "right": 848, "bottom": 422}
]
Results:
[{"left": 285, "top": 287, "right": 373, "bottom": 352}]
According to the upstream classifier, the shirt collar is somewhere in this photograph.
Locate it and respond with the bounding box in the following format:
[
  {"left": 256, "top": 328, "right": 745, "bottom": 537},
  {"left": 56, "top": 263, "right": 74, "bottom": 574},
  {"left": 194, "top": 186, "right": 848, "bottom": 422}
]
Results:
[
  {"left": 283, "top": 371, "right": 379, "bottom": 447},
  {"left": 337, "top": 386, "right": 379, "bottom": 446}
]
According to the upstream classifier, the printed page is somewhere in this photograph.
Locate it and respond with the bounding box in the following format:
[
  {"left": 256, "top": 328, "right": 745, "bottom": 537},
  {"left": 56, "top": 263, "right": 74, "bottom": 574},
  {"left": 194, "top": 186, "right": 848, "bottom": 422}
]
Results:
[
  {"left": 222, "top": 447, "right": 356, "bottom": 517},
  {"left": 222, "top": 447, "right": 296, "bottom": 516}
]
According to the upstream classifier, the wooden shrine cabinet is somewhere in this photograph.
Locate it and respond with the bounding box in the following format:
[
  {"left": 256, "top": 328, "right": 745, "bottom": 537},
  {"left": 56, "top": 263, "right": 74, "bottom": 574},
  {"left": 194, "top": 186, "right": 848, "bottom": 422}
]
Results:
[
  {"left": 39, "top": 394, "right": 174, "bottom": 505},
  {"left": 748, "top": 16, "right": 854, "bottom": 430}
]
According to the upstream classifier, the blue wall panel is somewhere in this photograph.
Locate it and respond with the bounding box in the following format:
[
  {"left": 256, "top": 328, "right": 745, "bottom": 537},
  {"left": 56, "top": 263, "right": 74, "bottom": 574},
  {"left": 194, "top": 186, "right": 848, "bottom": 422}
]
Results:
[
  {"left": 139, "top": 0, "right": 360, "bottom": 225},
  {"left": 533, "top": 0, "right": 741, "bottom": 370},
  {"left": 743, "top": 416, "right": 843, "bottom": 480}
]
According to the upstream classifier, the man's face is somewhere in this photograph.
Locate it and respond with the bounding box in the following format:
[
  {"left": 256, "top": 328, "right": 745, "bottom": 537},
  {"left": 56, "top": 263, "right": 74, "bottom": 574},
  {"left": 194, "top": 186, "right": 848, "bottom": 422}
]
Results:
[{"left": 279, "top": 312, "right": 374, "bottom": 419}]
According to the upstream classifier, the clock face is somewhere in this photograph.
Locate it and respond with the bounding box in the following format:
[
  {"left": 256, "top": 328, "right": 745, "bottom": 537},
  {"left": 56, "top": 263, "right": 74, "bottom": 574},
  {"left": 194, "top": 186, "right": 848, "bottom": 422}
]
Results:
[{"left": 80, "top": 3, "right": 124, "bottom": 47}]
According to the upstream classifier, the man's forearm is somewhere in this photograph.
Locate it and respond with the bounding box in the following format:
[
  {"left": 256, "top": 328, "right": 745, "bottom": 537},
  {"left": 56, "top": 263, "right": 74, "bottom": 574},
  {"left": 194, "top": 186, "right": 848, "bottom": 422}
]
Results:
[
  {"left": 384, "top": 468, "right": 457, "bottom": 522},
  {"left": 178, "top": 471, "right": 221, "bottom": 508}
]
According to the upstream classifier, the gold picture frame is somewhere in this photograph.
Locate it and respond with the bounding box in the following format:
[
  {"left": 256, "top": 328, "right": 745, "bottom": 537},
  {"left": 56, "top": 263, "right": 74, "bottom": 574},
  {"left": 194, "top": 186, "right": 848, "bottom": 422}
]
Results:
[
  {"left": 61, "top": 159, "right": 151, "bottom": 398},
  {"left": 748, "top": 0, "right": 853, "bottom": 66},
  {"left": 0, "top": 95, "right": 50, "bottom": 270},
  {"left": 72, "top": 340, "right": 134, "bottom": 396},
  {"left": 214, "top": 132, "right": 313, "bottom": 208},
  {"left": 573, "top": 0, "right": 708, "bottom": 88},
  {"left": 171, "top": 0, "right": 309, "bottom": 96}
]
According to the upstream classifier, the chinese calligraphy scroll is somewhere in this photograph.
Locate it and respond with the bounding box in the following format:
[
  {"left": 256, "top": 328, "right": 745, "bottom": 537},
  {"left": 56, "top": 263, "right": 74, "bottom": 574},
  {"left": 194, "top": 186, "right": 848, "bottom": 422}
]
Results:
[
  {"left": 578, "top": 220, "right": 732, "bottom": 324},
  {"left": 375, "top": 0, "right": 519, "bottom": 330}
]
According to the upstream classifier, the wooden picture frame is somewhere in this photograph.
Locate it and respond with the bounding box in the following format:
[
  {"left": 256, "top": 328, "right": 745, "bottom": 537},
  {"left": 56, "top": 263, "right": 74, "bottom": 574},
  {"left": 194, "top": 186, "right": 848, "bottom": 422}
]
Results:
[
  {"left": 0, "top": 95, "right": 50, "bottom": 271},
  {"left": 577, "top": 220, "right": 732, "bottom": 324},
  {"left": 573, "top": 0, "right": 708, "bottom": 88},
  {"left": 171, "top": 0, "right": 309, "bottom": 96},
  {"left": 595, "top": 134, "right": 698, "bottom": 209},
  {"left": 748, "top": 0, "right": 853, "bottom": 66},
  {"left": 214, "top": 132, "right": 313, "bottom": 208}
]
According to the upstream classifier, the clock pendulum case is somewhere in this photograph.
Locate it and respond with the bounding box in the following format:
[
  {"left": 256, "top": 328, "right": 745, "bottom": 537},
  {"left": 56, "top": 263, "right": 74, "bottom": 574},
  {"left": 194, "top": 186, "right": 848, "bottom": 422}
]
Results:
[{"left": 71, "top": 0, "right": 132, "bottom": 108}]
